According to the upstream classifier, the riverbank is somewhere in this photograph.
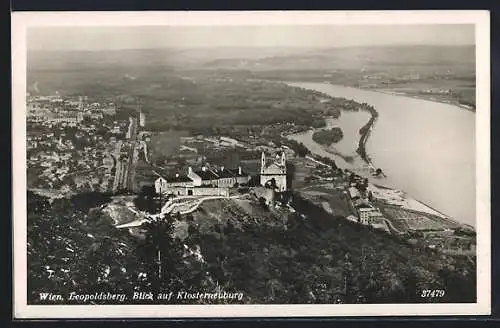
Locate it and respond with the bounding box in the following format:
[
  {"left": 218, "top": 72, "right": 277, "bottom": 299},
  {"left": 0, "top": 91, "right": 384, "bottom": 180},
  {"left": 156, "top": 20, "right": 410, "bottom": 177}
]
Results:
[
  {"left": 375, "top": 183, "right": 464, "bottom": 227},
  {"left": 356, "top": 111, "right": 377, "bottom": 164},
  {"left": 298, "top": 154, "right": 471, "bottom": 231},
  {"left": 365, "top": 87, "right": 476, "bottom": 112},
  {"left": 317, "top": 81, "right": 475, "bottom": 113},
  {"left": 283, "top": 81, "right": 475, "bottom": 228},
  {"left": 284, "top": 81, "right": 379, "bottom": 172}
]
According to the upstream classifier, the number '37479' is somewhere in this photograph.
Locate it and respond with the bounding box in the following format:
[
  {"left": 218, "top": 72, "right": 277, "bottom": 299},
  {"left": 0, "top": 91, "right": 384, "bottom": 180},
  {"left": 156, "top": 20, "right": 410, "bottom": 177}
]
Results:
[{"left": 420, "top": 289, "right": 445, "bottom": 298}]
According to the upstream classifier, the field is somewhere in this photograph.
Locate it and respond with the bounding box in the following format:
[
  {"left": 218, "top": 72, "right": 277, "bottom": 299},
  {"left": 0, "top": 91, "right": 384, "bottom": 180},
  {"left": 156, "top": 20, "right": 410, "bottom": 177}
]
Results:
[
  {"left": 325, "top": 190, "right": 354, "bottom": 217},
  {"left": 255, "top": 70, "right": 475, "bottom": 111},
  {"left": 102, "top": 196, "right": 141, "bottom": 225},
  {"left": 141, "top": 76, "right": 340, "bottom": 134},
  {"left": 378, "top": 203, "right": 460, "bottom": 233},
  {"left": 390, "top": 217, "right": 444, "bottom": 232},
  {"left": 149, "top": 130, "right": 189, "bottom": 166},
  {"left": 288, "top": 157, "right": 317, "bottom": 189},
  {"left": 298, "top": 185, "right": 353, "bottom": 218},
  {"left": 28, "top": 67, "right": 345, "bottom": 138},
  {"left": 193, "top": 197, "right": 287, "bottom": 230},
  {"left": 286, "top": 156, "right": 353, "bottom": 217},
  {"left": 243, "top": 46, "right": 475, "bottom": 110},
  {"left": 134, "top": 161, "right": 158, "bottom": 189},
  {"left": 367, "top": 78, "right": 475, "bottom": 110}
]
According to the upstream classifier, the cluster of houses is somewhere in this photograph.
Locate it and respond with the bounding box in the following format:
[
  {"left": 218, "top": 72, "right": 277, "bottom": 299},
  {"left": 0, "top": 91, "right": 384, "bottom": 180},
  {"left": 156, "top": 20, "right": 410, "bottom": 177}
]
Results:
[
  {"left": 27, "top": 103, "right": 85, "bottom": 124},
  {"left": 27, "top": 95, "right": 117, "bottom": 125},
  {"left": 346, "top": 179, "right": 388, "bottom": 231}
]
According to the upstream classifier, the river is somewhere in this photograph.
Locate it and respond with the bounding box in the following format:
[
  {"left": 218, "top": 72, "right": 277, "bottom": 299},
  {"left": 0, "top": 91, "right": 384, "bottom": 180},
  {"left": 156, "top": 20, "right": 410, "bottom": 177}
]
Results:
[{"left": 285, "top": 82, "right": 476, "bottom": 227}]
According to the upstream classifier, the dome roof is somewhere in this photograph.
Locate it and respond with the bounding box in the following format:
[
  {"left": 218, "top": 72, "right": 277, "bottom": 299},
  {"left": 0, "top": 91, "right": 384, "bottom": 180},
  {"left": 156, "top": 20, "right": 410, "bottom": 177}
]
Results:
[{"left": 262, "top": 163, "right": 286, "bottom": 175}]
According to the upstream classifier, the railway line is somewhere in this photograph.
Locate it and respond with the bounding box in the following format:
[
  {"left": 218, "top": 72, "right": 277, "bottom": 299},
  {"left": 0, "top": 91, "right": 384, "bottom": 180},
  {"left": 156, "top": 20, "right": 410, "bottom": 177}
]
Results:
[{"left": 112, "top": 117, "right": 139, "bottom": 192}]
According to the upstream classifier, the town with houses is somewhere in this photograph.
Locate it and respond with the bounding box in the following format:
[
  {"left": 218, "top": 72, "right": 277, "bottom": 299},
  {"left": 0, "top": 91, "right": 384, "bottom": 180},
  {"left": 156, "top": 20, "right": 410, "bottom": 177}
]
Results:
[{"left": 27, "top": 91, "right": 476, "bottom": 257}]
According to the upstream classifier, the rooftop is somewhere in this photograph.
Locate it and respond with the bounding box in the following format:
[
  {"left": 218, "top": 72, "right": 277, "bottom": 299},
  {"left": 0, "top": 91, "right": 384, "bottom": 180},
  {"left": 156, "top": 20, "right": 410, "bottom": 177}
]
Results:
[
  {"left": 228, "top": 167, "right": 247, "bottom": 177},
  {"left": 215, "top": 169, "right": 235, "bottom": 179},
  {"left": 165, "top": 175, "right": 193, "bottom": 183},
  {"left": 194, "top": 169, "right": 219, "bottom": 181}
]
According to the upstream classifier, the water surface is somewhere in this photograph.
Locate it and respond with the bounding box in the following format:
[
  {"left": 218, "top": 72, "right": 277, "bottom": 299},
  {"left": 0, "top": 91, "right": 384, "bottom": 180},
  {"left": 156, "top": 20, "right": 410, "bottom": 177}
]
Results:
[{"left": 286, "top": 82, "right": 476, "bottom": 227}]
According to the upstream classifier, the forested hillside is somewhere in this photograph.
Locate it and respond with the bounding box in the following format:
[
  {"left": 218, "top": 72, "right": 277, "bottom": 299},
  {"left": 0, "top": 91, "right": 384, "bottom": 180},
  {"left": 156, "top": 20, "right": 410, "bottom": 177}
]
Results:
[{"left": 27, "top": 191, "right": 476, "bottom": 304}]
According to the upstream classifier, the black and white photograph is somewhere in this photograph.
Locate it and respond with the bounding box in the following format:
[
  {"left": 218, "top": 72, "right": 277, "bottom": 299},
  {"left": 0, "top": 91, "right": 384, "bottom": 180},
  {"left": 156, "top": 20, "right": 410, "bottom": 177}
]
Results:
[{"left": 12, "top": 11, "right": 490, "bottom": 318}]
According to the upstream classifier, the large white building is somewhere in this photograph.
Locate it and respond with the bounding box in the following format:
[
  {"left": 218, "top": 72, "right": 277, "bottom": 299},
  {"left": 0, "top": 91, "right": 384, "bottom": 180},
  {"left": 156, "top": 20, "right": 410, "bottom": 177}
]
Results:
[
  {"left": 47, "top": 111, "right": 84, "bottom": 124},
  {"left": 154, "top": 165, "right": 250, "bottom": 197},
  {"left": 260, "top": 151, "right": 287, "bottom": 192},
  {"left": 358, "top": 206, "right": 385, "bottom": 225}
]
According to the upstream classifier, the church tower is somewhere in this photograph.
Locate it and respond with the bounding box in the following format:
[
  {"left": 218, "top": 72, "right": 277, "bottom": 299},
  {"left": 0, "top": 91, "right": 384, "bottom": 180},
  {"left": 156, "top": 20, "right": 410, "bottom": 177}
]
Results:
[
  {"left": 260, "top": 151, "right": 287, "bottom": 192},
  {"left": 261, "top": 152, "right": 266, "bottom": 174}
]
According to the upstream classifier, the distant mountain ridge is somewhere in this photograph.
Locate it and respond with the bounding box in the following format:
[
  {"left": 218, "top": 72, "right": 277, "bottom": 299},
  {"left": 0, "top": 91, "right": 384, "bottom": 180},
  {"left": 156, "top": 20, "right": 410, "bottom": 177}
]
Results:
[
  {"left": 28, "top": 45, "right": 474, "bottom": 72},
  {"left": 202, "top": 45, "right": 475, "bottom": 71},
  {"left": 27, "top": 47, "right": 309, "bottom": 71}
]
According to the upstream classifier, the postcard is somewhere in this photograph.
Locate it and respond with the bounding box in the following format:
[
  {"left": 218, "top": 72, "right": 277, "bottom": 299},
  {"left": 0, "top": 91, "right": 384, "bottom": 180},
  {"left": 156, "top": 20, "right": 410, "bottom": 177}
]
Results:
[{"left": 11, "top": 10, "right": 491, "bottom": 318}]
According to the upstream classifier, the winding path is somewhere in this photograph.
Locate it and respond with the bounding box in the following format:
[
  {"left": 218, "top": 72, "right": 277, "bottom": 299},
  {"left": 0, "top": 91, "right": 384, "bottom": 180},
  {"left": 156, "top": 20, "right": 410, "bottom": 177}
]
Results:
[{"left": 116, "top": 194, "right": 243, "bottom": 229}]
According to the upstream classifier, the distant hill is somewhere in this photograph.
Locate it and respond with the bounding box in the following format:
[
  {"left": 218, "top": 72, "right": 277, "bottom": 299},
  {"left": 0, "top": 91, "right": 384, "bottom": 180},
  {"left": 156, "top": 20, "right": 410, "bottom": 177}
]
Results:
[
  {"left": 27, "top": 48, "right": 178, "bottom": 71},
  {"left": 27, "top": 45, "right": 475, "bottom": 72},
  {"left": 202, "top": 45, "right": 475, "bottom": 71},
  {"left": 26, "top": 47, "right": 310, "bottom": 71}
]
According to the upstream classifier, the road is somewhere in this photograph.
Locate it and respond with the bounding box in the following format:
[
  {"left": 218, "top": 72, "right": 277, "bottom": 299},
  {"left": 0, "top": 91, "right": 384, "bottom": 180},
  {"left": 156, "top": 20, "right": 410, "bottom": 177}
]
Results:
[
  {"left": 112, "top": 117, "right": 138, "bottom": 192},
  {"left": 126, "top": 117, "right": 139, "bottom": 191},
  {"left": 112, "top": 141, "right": 123, "bottom": 192}
]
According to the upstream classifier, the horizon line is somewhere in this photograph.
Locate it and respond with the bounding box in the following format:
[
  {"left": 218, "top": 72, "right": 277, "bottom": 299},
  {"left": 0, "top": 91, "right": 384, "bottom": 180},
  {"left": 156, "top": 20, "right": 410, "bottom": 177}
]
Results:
[{"left": 27, "top": 44, "right": 476, "bottom": 52}]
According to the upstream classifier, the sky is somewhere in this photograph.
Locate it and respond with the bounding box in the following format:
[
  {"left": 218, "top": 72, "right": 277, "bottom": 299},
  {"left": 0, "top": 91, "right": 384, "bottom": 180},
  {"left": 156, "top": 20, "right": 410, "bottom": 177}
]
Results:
[{"left": 27, "top": 25, "right": 475, "bottom": 51}]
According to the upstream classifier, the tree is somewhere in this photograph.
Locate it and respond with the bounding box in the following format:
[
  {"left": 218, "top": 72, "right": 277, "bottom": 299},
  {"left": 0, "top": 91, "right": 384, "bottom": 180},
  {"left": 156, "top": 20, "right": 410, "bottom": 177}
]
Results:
[
  {"left": 223, "top": 221, "right": 235, "bottom": 234},
  {"left": 155, "top": 155, "right": 167, "bottom": 167},
  {"left": 402, "top": 269, "right": 419, "bottom": 302},
  {"left": 258, "top": 197, "right": 269, "bottom": 210},
  {"left": 358, "top": 178, "right": 369, "bottom": 193},
  {"left": 134, "top": 185, "right": 159, "bottom": 213},
  {"left": 439, "top": 266, "right": 476, "bottom": 303},
  {"left": 139, "top": 215, "right": 184, "bottom": 289},
  {"left": 283, "top": 140, "right": 310, "bottom": 157},
  {"left": 312, "top": 127, "right": 344, "bottom": 145},
  {"left": 69, "top": 191, "right": 112, "bottom": 211},
  {"left": 349, "top": 173, "right": 356, "bottom": 184}
]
